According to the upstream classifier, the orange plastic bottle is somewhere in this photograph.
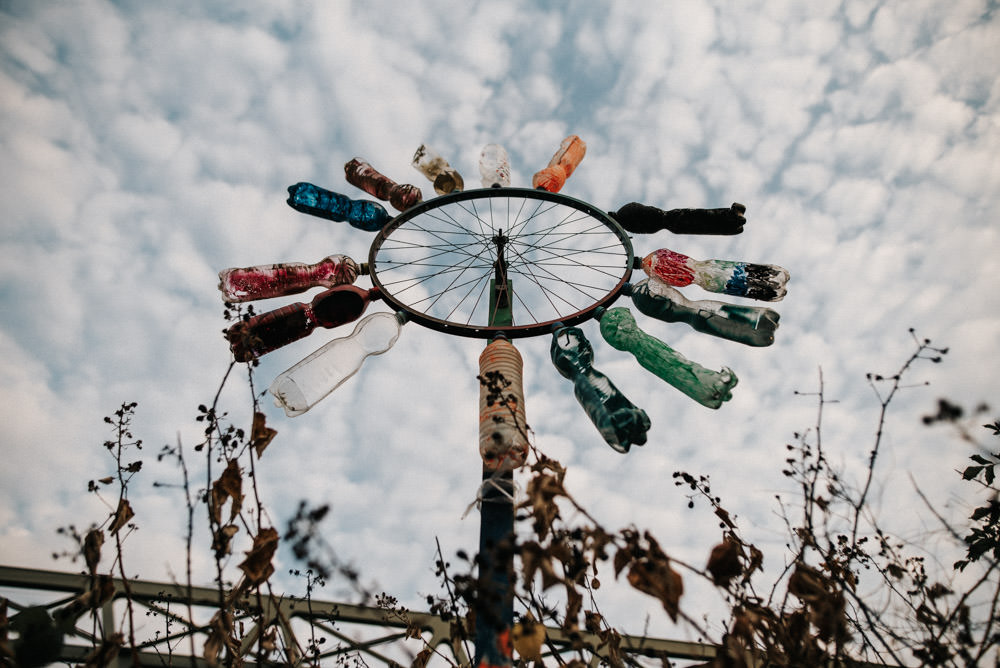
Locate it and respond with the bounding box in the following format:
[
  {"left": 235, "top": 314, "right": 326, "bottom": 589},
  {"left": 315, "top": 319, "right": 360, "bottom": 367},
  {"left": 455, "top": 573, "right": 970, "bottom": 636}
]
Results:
[{"left": 532, "top": 135, "right": 586, "bottom": 192}]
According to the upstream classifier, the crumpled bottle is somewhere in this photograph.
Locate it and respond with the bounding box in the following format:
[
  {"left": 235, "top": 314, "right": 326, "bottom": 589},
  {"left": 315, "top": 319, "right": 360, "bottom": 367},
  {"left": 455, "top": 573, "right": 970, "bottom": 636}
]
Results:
[
  {"left": 627, "top": 278, "right": 779, "bottom": 347},
  {"left": 550, "top": 326, "right": 650, "bottom": 453},
  {"left": 344, "top": 158, "right": 423, "bottom": 212},
  {"left": 226, "top": 285, "right": 378, "bottom": 362},
  {"left": 532, "top": 135, "right": 586, "bottom": 193},
  {"left": 641, "top": 248, "right": 789, "bottom": 302},
  {"left": 286, "top": 182, "right": 391, "bottom": 232},
  {"left": 218, "top": 255, "right": 361, "bottom": 302},
  {"left": 598, "top": 306, "right": 738, "bottom": 409},
  {"left": 270, "top": 311, "right": 406, "bottom": 416},
  {"left": 412, "top": 144, "right": 464, "bottom": 195},
  {"left": 478, "top": 144, "right": 511, "bottom": 188},
  {"left": 610, "top": 202, "right": 747, "bottom": 235}
]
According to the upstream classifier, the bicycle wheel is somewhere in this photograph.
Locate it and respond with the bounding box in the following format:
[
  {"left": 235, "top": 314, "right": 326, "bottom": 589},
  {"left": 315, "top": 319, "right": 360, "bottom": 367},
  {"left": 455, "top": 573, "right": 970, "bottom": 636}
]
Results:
[{"left": 368, "top": 187, "right": 634, "bottom": 339}]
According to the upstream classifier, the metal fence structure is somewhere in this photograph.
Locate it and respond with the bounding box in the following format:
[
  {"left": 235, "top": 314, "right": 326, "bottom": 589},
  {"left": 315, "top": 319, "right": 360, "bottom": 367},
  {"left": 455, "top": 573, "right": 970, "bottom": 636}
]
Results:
[{"left": 1, "top": 565, "right": 718, "bottom": 667}]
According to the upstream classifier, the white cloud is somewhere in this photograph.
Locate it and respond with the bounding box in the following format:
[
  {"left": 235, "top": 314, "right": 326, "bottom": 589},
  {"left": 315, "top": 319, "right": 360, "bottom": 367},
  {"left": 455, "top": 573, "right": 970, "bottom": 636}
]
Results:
[
  {"left": 872, "top": 0, "right": 991, "bottom": 60},
  {"left": 0, "top": 0, "right": 998, "bottom": 654}
]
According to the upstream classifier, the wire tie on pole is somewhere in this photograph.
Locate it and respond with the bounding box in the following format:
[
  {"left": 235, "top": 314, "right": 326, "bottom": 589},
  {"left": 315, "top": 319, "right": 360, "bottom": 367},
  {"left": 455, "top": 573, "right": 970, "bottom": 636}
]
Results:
[{"left": 461, "top": 474, "right": 520, "bottom": 519}]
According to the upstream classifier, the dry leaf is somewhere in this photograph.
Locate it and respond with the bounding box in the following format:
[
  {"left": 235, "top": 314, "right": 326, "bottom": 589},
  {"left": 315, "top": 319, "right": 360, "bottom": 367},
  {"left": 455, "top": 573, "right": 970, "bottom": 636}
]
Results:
[
  {"left": 564, "top": 585, "right": 583, "bottom": 629},
  {"left": 521, "top": 472, "right": 566, "bottom": 540},
  {"left": 239, "top": 527, "right": 279, "bottom": 585},
  {"left": 626, "top": 559, "right": 683, "bottom": 621},
  {"left": 82, "top": 632, "right": 123, "bottom": 668},
  {"left": 787, "top": 564, "right": 847, "bottom": 643},
  {"left": 714, "top": 507, "right": 736, "bottom": 529},
  {"left": 211, "top": 459, "right": 243, "bottom": 525},
  {"left": 60, "top": 574, "right": 115, "bottom": 620},
  {"left": 613, "top": 547, "right": 631, "bottom": 578},
  {"left": 203, "top": 610, "right": 234, "bottom": 667},
  {"left": 212, "top": 524, "right": 239, "bottom": 559},
  {"left": 260, "top": 626, "right": 278, "bottom": 654},
  {"left": 411, "top": 647, "right": 434, "bottom": 668},
  {"left": 706, "top": 536, "right": 742, "bottom": 587},
  {"left": 512, "top": 614, "right": 546, "bottom": 662},
  {"left": 788, "top": 564, "right": 827, "bottom": 603},
  {"left": 251, "top": 412, "right": 277, "bottom": 458},
  {"left": 618, "top": 532, "right": 684, "bottom": 621},
  {"left": 520, "top": 541, "right": 546, "bottom": 589},
  {"left": 108, "top": 499, "right": 134, "bottom": 535},
  {"left": 747, "top": 544, "right": 764, "bottom": 576},
  {"left": 83, "top": 529, "right": 104, "bottom": 575}
]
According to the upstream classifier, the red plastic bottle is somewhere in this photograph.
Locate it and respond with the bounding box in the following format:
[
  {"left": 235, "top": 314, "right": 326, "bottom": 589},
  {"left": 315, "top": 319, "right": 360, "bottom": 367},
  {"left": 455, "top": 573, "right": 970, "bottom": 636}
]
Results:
[
  {"left": 218, "top": 255, "right": 360, "bottom": 302},
  {"left": 226, "top": 285, "right": 379, "bottom": 362},
  {"left": 344, "top": 158, "right": 422, "bottom": 212}
]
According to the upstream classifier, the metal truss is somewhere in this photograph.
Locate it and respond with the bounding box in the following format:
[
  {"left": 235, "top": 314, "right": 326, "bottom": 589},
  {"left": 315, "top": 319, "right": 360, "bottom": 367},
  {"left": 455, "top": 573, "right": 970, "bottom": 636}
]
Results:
[{"left": 1, "top": 565, "right": 717, "bottom": 666}]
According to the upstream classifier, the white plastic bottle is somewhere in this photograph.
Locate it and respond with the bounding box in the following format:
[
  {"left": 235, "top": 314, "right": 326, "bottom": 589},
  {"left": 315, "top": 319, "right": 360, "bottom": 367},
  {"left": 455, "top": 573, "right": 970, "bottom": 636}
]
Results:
[
  {"left": 270, "top": 311, "right": 406, "bottom": 416},
  {"left": 478, "top": 144, "right": 511, "bottom": 188}
]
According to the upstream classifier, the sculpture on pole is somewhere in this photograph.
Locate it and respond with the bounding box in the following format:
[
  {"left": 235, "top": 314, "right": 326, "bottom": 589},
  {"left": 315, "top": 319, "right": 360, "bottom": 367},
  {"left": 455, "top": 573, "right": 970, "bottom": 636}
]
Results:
[{"left": 214, "top": 132, "right": 790, "bottom": 666}]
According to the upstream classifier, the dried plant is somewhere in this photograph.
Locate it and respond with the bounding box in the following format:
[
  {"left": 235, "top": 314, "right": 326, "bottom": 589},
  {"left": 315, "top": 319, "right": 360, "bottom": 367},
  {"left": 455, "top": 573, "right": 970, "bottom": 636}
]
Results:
[{"left": 3, "top": 324, "right": 998, "bottom": 668}]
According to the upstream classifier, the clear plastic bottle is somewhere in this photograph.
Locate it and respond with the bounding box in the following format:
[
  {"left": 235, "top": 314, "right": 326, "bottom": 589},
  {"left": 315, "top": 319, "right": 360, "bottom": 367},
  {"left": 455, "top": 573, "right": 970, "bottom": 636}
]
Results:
[
  {"left": 270, "top": 311, "right": 406, "bottom": 416},
  {"left": 550, "top": 326, "right": 650, "bottom": 453},
  {"left": 532, "top": 135, "right": 586, "bottom": 193},
  {"left": 344, "top": 158, "right": 423, "bottom": 212},
  {"left": 286, "top": 182, "right": 391, "bottom": 232},
  {"left": 218, "top": 255, "right": 360, "bottom": 302},
  {"left": 478, "top": 144, "right": 511, "bottom": 188},
  {"left": 641, "top": 248, "right": 789, "bottom": 302},
  {"left": 412, "top": 144, "right": 464, "bottom": 195},
  {"left": 226, "top": 285, "right": 377, "bottom": 362},
  {"left": 627, "top": 278, "right": 779, "bottom": 347}
]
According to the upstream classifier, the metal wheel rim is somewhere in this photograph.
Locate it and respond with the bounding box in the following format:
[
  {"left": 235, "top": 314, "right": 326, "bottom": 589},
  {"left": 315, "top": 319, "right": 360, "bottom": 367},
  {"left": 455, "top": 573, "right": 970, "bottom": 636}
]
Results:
[{"left": 368, "top": 187, "right": 634, "bottom": 339}]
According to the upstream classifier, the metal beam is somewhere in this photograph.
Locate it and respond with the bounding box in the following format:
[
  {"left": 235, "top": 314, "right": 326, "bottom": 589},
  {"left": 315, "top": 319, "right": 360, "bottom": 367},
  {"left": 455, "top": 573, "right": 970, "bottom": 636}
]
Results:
[{"left": 1, "top": 565, "right": 720, "bottom": 666}]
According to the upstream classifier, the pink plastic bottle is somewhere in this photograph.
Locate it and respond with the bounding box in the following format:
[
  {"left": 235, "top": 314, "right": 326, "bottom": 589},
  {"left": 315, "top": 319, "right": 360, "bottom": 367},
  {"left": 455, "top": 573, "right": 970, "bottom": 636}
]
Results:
[
  {"left": 218, "top": 255, "right": 360, "bottom": 302},
  {"left": 641, "top": 249, "right": 789, "bottom": 302}
]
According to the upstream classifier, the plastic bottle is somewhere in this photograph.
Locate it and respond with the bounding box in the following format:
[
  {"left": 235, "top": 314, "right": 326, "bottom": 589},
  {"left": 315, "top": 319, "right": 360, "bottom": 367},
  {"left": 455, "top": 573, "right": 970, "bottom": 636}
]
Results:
[
  {"left": 478, "top": 337, "right": 527, "bottom": 470},
  {"left": 412, "top": 144, "right": 465, "bottom": 195},
  {"left": 478, "top": 144, "right": 511, "bottom": 188},
  {"left": 550, "top": 326, "right": 650, "bottom": 453},
  {"left": 641, "top": 248, "right": 789, "bottom": 302},
  {"left": 344, "top": 158, "right": 423, "bottom": 212},
  {"left": 270, "top": 311, "right": 406, "bottom": 416},
  {"left": 286, "top": 182, "right": 391, "bottom": 232},
  {"left": 610, "top": 202, "right": 746, "bottom": 235},
  {"left": 226, "top": 285, "right": 378, "bottom": 362},
  {"left": 627, "top": 278, "right": 779, "bottom": 347},
  {"left": 218, "top": 255, "right": 361, "bottom": 302},
  {"left": 532, "top": 135, "right": 586, "bottom": 193},
  {"left": 598, "top": 306, "right": 738, "bottom": 409}
]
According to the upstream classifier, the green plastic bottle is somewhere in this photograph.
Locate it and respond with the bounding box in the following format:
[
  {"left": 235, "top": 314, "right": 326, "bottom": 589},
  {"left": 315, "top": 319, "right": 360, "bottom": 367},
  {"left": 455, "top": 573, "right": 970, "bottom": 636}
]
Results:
[
  {"left": 550, "top": 326, "right": 650, "bottom": 453},
  {"left": 598, "top": 307, "right": 738, "bottom": 409}
]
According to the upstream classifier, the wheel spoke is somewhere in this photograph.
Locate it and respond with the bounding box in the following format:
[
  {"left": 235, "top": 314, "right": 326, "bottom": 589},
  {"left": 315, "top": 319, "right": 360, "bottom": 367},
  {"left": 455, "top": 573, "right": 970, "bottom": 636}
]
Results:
[{"left": 369, "top": 188, "right": 632, "bottom": 337}]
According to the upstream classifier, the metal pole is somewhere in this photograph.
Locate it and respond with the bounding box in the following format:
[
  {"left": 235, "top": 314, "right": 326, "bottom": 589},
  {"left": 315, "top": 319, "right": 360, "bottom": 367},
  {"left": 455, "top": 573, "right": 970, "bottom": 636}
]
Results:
[{"left": 474, "top": 232, "right": 520, "bottom": 668}]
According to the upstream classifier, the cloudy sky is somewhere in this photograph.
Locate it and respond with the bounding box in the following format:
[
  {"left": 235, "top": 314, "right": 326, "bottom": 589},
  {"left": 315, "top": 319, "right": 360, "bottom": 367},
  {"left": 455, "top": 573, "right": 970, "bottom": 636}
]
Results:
[{"left": 1, "top": 0, "right": 998, "bottom": 651}]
